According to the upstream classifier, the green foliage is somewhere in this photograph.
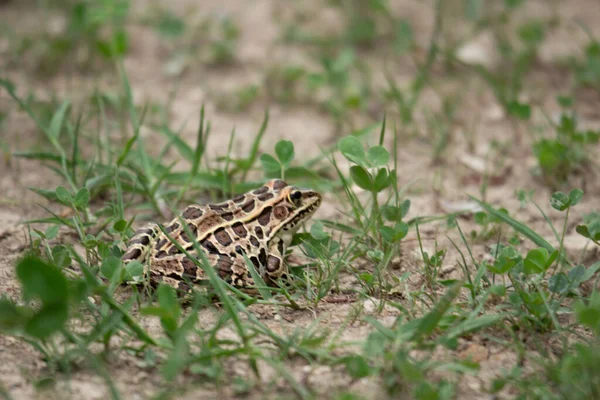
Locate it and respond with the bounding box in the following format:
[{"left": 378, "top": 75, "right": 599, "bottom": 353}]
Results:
[
  {"left": 11, "top": 256, "right": 71, "bottom": 339},
  {"left": 260, "top": 140, "right": 295, "bottom": 178},
  {"left": 525, "top": 294, "right": 600, "bottom": 399},
  {"left": 352, "top": 282, "right": 490, "bottom": 399},
  {"left": 548, "top": 343, "right": 600, "bottom": 399},
  {"left": 550, "top": 189, "right": 583, "bottom": 211},
  {"left": 307, "top": 48, "right": 371, "bottom": 126},
  {"left": 574, "top": 41, "right": 600, "bottom": 88},
  {"left": 574, "top": 292, "right": 600, "bottom": 335},
  {"left": 534, "top": 114, "right": 599, "bottom": 188},
  {"left": 469, "top": 208, "right": 509, "bottom": 241},
  {"left": 462, "top": 3, "right": 552, "bottom": 120},
  {"left": 339, "top": 136, "right": 393, "bottom": 192},
  {"left": 523, "top": 248, "right": 557, "bottom": 275},
  {"left": 328, "top": 121, "right": 420, "bottom": 298},
  {"left": 7, "top": 0, "right": 130, "bottom": 74},
  {"left": 153, "top": 11, "right": 186, "bottom": 38},
  {"left": 264, "top": 65, "right": 308, "bottom": 104},
  {"left": 467, "top": 190, "right": 600, "bottom": 332},
  {"left": 206, "top": 16, "right": 240, "bottom": 65},
  {"left": 303, "top": 221, "right": 340, "bottom": 259},
  {"left": 576, "top": 212, "right": 600, "bottom": 245},
  {"left": 486, "top": 245, "right": 520, "bottom": 274},
  {"left": 380, "top": 222, "right": 409, "bottom": 243},
  {"left": 100, "top": 256, "right": 144, "bottom": 285},
  {"left": 2, "top": 2, "right": 600, "bottom": 397},
  {"left": 507, "top": 101, "right": 531, "bottom": 120},
  {"left": 141, "top": 284, "right": 181, "bottom": 336},
  {"left": 215, "top": 84, "right": 260, "bottom": 113}
]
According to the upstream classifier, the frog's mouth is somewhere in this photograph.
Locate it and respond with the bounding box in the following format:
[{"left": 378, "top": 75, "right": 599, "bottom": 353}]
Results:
[{"left": 280, "top": 190, "right": 322, "bottom": 234}]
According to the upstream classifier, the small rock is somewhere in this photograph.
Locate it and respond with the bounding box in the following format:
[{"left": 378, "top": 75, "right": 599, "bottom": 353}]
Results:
[
  {"left": 563, "top": 233, "right": 595, "bottom": 254},
  {"left": 458, "top": 152, "right": 486, "bottom": 174},
  {"left": 439, "top": 200, "right": 482, "bottom": 214},
  {"left": 456, "top": 32, "right": 498, "bottom": 68},
  {"left": 484, "top": 103, "right": 505, "bottom": 121},
  {"left": 458, "top": 343, "right": 489, "bottom": 363},
  {"left": 363, "top": 297, "right": 379, "bottom": 314},
  {"left": 439, "top": 265, "right": 457, "bottom": 277}
]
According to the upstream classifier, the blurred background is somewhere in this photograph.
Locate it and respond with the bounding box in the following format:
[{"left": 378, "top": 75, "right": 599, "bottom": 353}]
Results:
[
  {"left": 1, "top": 1, "right": 600, "bottom": 398},
  {"left": 1, "top": 0, "right": 599, "bottom": 191}
]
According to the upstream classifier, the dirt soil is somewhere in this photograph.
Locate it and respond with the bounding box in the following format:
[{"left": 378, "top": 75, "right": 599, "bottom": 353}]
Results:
[{"left": 1, "top": 0, "right": 600, "bottom": 399}]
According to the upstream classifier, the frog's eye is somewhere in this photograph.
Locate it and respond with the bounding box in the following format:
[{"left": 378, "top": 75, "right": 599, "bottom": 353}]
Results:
[{"left": 289, "top": 190, "right": 302, "bottom": 204}]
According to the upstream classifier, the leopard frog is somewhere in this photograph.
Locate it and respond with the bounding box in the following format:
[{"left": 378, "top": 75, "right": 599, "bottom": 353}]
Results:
[{"left": 122, "top": 179, "right": 322, "bottom": 291}]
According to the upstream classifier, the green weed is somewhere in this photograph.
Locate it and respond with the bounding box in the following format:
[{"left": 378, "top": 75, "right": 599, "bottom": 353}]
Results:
[
  {"left": 1, "top": 1, "right": 600, "bottom": 398},
  {"left": 5, "top": 0, "right": 130, "bottom": 75},
  {"left": 533, "top": 112, "right": 599, "bottom": 188}
]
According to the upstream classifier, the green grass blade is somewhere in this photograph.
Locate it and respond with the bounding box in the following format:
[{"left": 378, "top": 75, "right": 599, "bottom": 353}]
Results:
[
  {"left": 410, "top": 281, "right": 462, "bottom": 342},
  {"left": 446, "top": 314, "right": 505, "bottom": 340},
  {"left": 156, "top": 124, "right": 194, "bottom": 162},
  {"left": 468, "top": 196, "right": 556, "bottom": 252},
  {"left": 0, "top": 79, "right": 50, "bottom": 137},
  {"left": 378, "top": 112, "right": 386, "bottom": 146},
  {"left": 48, "top": 100, "right": 70, "bottom": 142},
  {"left": 101, "top": 294, "right": 159, "bottom": 346},
  {"left": 242, "top": 254, "right": 272, "bottom": 300},
  {"left": 157, "top": 221, "right": 253, "bottom": 350},
  {"left": 116, "top": 67, "right": 148, "bottom": 167},
  {"left": 114, "top": 172, "right": 125, "bottom": 223},
  {"left": 191, "top": 105, "right": 206, "bottom": 178},
  {"left": 12, "top": 151, "right": 72, "bottom": 164},
  {"left": 0, "top": 380, "right": 13, "bottom": 400},
  {"left": 240, "top": 110, "right": 269, "bottom": 180}
]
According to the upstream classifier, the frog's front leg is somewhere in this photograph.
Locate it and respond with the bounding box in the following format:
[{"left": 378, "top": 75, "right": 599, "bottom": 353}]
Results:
[{"left": 264, "top": 236, "right": 291, "bottom": 286}]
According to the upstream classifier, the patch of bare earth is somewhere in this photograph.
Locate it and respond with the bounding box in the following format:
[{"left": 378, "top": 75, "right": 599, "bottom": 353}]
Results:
[{"left": 1, "top": 0, "right": 600, "bottom": 399}]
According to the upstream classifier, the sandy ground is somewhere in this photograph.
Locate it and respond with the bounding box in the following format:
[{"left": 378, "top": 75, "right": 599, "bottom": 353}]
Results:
[{"left": 1, "top": 0, "right": 599, "bottom": 399}]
